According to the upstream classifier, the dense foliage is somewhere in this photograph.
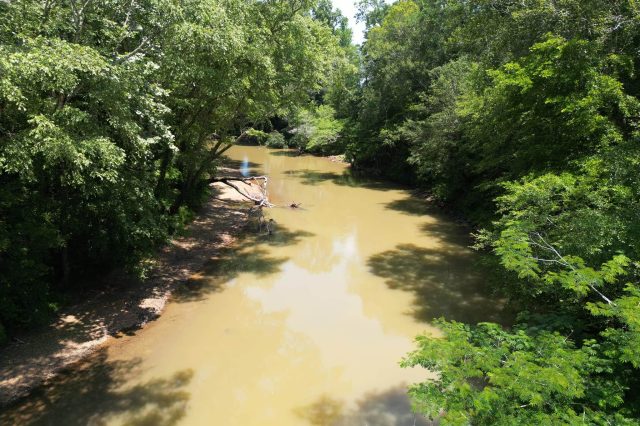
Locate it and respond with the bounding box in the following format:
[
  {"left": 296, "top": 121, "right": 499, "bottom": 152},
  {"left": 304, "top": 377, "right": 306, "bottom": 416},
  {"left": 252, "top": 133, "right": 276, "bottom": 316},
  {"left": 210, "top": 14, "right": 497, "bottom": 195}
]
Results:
[
  {"left": 2, "top": 0, "right": 639, "bottom": 422},
  {"left": 346, "top": 0, "right": 640, "bottom": 423},
  {"left": 0, "top": 0, "right": 344, "bottom": 336}
]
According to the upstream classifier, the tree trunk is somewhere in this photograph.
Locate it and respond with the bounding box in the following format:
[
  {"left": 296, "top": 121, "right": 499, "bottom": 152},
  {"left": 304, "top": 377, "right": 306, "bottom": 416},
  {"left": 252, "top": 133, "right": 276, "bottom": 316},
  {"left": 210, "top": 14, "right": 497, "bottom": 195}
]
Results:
[
  {"left": 154, "top": 147, "right": 172, "bottom": 199},
  {"left": 61, "top": 245, "right": 70, "bottom": 288}
]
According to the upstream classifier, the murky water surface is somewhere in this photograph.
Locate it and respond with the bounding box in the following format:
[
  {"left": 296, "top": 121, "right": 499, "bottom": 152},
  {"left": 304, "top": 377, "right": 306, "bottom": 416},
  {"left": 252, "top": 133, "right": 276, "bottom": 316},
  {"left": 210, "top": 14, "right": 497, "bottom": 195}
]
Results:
[{"left": 4, "top": 146, "right": 502, "bottom": 425}]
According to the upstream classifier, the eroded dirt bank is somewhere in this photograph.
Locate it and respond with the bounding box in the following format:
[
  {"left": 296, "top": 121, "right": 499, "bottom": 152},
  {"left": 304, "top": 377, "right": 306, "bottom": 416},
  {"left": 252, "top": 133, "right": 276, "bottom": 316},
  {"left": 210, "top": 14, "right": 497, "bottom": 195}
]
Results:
[{"left": 0, "top": 180, "right": 253, "bottom": 408}]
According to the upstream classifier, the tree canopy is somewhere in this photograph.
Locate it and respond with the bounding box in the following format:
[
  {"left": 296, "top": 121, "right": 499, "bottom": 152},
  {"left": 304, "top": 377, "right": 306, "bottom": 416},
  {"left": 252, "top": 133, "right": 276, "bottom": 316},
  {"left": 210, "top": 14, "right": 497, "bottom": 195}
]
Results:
[
  {"left": 348, "top": 0, "right": 640, "bottom": 423},
  {"left": 0, "top": 0, "right": 345, "bottom": 333},
  {"left": 2, "top": 0, "right": 639, "bottom": 423}
]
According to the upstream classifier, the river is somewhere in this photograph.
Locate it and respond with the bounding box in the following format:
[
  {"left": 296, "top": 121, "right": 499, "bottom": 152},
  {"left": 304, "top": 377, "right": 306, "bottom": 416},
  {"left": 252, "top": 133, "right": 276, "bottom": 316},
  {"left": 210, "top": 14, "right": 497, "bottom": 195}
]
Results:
[{"left": 2, "top": 145, "right": 502, "bottom": 425}]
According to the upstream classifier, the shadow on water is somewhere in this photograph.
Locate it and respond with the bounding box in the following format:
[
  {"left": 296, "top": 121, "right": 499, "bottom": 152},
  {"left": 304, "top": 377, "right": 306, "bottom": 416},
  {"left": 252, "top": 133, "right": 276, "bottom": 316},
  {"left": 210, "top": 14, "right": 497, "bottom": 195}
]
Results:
[
  {"left": 372, "top": 194, "right": 507, "bottom": 324},
  {"left": 295, "top": 386, "right": 433, "bottom": 426},
  {"left": 284, "top": 169, "right": 400, "bottom": 192},
  {"left": 0, "top": 190, "right": 251, "bottom": 410},
  {"left": 269, "top": 149, "right": 303, "bottom": 157},
  {"left": 0, "top": 203, "right": 316, "bottom": 422},
  {"left": 173, "top": 222, "right": 314, "bottom": 303},
  {"left": 218, "top": 157, "right": 263, "bottom": 177},
  {"left": 249, "top": 219, "right": 316, "bottom": 248},
  {"left": 367, "top": 243, "right": 503, "bottom": 324},
  {"left": 0, "top": 350, "right": 192, "bottom": 426},
  {"left": 384, "top": 197, "right": 439, "bottom": 217},
  {"left": 418, "top": 220, "right": 470, "bottom": 247}
]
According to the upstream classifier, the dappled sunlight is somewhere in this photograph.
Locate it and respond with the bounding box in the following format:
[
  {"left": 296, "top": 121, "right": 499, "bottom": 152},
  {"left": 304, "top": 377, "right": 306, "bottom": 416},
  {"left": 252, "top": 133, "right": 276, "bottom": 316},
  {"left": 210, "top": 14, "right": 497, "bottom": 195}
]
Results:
[
  {"left": 0, "top": 350, "right": 192, "bottom": 426},
  {"left": 5, "top": 145, "right": 503, "bottom": 424}
]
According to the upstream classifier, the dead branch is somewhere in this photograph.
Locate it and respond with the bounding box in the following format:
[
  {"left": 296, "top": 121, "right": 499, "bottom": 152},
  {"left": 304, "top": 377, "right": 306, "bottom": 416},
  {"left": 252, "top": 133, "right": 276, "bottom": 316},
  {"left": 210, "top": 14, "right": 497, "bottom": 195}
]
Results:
[
  {"left": 208, "top": 176, "right": 274, "bottom": 207},
  {"left": 530, "top": 232, "right": 616, "bottom": 306},
  {"left": 114, "top": 36, "right": 148, "bottom": 63}
]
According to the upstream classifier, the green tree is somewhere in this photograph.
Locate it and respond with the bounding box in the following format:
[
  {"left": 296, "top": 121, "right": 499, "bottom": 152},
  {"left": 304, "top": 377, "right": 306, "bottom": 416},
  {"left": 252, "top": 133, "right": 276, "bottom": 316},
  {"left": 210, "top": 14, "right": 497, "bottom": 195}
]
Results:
[
  {"left": 341, "top": 0, "right": 640, "bottom": 422},
  {"left": 0, "top": 0, "right": 344, "bottom": 335}
]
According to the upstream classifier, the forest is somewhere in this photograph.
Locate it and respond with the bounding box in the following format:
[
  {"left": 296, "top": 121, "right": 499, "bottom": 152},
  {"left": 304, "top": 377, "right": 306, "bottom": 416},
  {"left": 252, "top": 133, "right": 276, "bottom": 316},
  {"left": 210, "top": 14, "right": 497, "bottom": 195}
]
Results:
[
  {"left": 0, "top": 0, "right": 353, "bottom": 333},
  {"left": 347, "top": 1, "right": 640, "bottom": 423},
  {"left": 1, "top": 0, "right": 640, "bottom": 424}
]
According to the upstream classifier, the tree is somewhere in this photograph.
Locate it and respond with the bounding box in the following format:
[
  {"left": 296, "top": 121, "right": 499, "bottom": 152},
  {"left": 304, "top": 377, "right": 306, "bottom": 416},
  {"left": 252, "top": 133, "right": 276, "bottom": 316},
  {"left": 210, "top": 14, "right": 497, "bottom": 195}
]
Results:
[
  {"left": 341, "top": 0, "right": 640, "bottom": 422},
  {"left": 0, "top": 0, "right": 344, "bottom": 336}
]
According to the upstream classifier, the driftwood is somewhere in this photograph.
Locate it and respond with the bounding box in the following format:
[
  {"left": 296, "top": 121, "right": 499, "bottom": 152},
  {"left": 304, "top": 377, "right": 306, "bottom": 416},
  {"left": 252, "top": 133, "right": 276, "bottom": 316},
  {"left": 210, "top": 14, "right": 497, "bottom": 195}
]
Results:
[{"left": 208, "top": 175, "right": 274, "bottom": 207}]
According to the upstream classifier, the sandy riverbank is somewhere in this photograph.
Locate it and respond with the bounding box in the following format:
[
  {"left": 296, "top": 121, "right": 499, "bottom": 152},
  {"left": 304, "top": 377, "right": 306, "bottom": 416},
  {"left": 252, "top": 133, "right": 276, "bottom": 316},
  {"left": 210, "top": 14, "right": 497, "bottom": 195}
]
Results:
[{"left": 0, "top": 175, "right": 257, "bottom": 407}]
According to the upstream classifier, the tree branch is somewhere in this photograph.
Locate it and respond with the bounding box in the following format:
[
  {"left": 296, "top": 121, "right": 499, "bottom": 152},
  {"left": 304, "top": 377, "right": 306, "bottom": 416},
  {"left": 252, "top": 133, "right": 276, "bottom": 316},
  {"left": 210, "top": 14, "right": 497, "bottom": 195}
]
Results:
[
  {"left": 114, "top": 36, "right": 148, "bottom": 63},
  {"left": 529, "top": 232, "right": 616, "bottom": 306},
  {"left": 208, "top": 176, "right": 274, "bottom": 207}
]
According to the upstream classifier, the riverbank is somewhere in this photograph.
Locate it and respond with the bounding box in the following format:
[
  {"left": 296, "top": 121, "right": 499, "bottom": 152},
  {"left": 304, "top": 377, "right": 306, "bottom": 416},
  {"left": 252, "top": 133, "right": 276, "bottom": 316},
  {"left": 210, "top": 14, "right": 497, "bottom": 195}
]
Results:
[
  {"left": 0, "top": 176, "right": 254, "bottom": 408},
  {"left": 0, "top": 145, "right": 504, "bottom": 425}
]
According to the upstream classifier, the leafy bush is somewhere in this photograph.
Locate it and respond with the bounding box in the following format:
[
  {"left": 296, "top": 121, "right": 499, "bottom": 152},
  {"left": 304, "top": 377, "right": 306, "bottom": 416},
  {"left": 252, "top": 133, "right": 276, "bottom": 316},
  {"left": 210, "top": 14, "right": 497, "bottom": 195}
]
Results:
[
  {"left": 265, "top": 131, "right": 286, "bottom": 148},
  {"left": 289, "top": 105, "right": 344, "bottom": 154},
  {"left": 245, "top": 128, "right": 268, "bottom": 145}
]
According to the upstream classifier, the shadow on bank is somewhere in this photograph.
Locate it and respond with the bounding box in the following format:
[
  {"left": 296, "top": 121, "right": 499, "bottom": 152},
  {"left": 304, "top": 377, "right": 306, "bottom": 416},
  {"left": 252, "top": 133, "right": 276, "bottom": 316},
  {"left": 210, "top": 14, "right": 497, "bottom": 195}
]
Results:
[
  {"left": 295, "top": 386, "right": 433, "bottom": 426},
  {"left": 0, "top": 184, "right": 254, "bottom": 407},
  {"left": 0, "top": 349, "right": 192, "bottom": 426}
]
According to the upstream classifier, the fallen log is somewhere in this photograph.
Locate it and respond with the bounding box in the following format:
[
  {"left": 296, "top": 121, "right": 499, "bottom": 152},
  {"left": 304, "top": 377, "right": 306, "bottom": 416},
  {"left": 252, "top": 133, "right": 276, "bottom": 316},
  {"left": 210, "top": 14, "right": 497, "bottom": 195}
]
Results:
[{"left": 208, "top": 176, "right": 274, "bottom": 207}]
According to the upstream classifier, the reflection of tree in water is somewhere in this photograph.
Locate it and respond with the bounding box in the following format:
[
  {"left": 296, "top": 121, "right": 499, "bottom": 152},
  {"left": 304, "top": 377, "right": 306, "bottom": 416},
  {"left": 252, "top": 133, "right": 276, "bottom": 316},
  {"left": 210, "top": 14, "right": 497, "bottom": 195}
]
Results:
[
  {"left": 0, "top": 350, "right": 192, "bottom": 426},
  {"left": 296, "top": 387, "right": 433, "bottom": 426},
  {"left": 368, "top": 243, "right": 503, "bottom": 324}
]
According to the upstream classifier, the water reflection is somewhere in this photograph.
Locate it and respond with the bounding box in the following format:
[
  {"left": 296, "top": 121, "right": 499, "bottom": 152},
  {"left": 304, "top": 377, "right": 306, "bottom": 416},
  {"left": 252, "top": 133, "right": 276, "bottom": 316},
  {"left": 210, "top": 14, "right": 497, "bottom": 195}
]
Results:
[
  {"left": 3, "top": 145, "right": 503, "bottom": 425},
  {"left": 240, "top": 155, "right": 250, "bottom": 177},
  {"left": 283, "top": 168, "right": 399, "bottom": 191}
]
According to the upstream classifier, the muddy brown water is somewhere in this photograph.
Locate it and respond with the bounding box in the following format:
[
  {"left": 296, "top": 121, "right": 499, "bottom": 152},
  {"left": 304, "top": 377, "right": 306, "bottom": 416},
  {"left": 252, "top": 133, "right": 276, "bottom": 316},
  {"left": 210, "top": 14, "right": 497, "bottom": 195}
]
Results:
[{"left": 2, "top": 146, "right": 502, "bottom": 425}]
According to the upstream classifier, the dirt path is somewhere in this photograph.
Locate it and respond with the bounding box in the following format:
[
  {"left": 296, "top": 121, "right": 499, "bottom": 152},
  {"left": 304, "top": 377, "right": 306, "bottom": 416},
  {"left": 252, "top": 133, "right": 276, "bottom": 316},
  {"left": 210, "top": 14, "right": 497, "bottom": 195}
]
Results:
[{"left": 0, "top": 180, "right": 253, "bottom": 407}]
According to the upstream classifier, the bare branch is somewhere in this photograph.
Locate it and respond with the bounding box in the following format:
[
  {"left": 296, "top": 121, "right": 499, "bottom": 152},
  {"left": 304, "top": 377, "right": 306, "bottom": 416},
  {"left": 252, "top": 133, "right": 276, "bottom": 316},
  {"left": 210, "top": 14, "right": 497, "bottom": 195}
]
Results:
[
  {"left": 114, "top": 36, "right": 148, "bottom": 63},
  {"left": 209, "top": 176, "right": 274, "bottom": 207},
  {"left": 529, "top": 232, "right": 616, "bottom": 306},
  {"left": 123, "top": 0, "right": 136, "bottom": 29}
]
